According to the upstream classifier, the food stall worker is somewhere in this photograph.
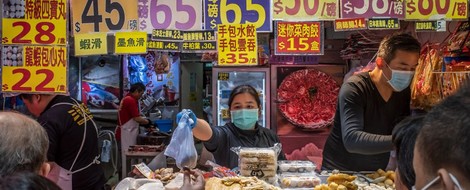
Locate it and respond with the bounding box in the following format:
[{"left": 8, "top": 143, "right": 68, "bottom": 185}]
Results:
[
  {"left": 322, "top": 33, "right": 421, "bottom": 171},
  {"left": 177, "top": 85, "right": 286, "bottom": 169}
]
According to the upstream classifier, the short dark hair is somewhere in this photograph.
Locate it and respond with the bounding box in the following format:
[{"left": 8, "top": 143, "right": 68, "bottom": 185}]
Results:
[
  {"left": 378, "top": 33, "right": 421, "bottom": 64},
  {"left": 417, "top": 80, "right": 470, "bottom": 179},
  {"left": 392, "top": 115, "right": 424, "bottom": 189},
  {"left": 228, "top": 85, "right": 261, "bottom": 110},
  {"left": 0, "top": 171, "right": 61, "bottom": 190},
  {"left": 129, "top": 82, "right": 146, "bottom": 93}
]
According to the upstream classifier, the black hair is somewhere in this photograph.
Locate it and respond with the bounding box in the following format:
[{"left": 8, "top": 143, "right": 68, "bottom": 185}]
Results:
[
  {"left": 228, "top": 85, "right": 261, "bottom": 110},
  {"left": 129, "top": 82, "right": 146, "bottom": 93},
  {"left": 377, "top": 33, "right": 421, "bottom": 64},
  {"left": 0, "top": 171, "right": 61, "bottom": 190},
  {"left": 417, "top": 80, "right": 470, "bottom": 180},
  {"left": 392, "top": 115, "right": 425, "bottom": 189}
]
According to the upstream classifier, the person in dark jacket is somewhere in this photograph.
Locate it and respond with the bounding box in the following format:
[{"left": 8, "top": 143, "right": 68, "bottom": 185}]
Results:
[{"left": 177, "top": 85, "right": 285, "bottom": 169}]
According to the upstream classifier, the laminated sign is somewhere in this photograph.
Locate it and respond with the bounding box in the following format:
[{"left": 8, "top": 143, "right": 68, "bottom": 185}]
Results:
[{"left": 217, "top": 24, "right": 258, "bottom": 66}]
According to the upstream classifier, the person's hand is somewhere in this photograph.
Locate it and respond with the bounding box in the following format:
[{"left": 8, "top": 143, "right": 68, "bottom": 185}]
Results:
[
  {"left": 176, "top": 109, "right": 197, "bottom": 129},
  {"left": 180, "top": 168, "right": 205, "bottom": 190}
]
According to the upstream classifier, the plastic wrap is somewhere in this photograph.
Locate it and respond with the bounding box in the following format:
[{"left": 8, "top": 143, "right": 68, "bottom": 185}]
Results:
[
  {"left": 164, "top": 109, "right": 197, "bottom": 169},
  {"left": 280, "top": 174, "right": 321, "bottom": 188},
  {"left": 114, "top": 178, "right": 163, "bottom": 190},
  {"left": 278, "top": 160, "right": 316, "bottom": 173},
  {"left": 231, "top": 143, "right": 281, "bottom": 180}
]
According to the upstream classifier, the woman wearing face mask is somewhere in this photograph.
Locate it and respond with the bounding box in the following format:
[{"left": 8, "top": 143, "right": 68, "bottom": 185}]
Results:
[
  {"left": 322, "top": 33, "right": 421, "bottom": 171},
  {"left": 176, "top": 85, "right": 286, "bottom": 169}
]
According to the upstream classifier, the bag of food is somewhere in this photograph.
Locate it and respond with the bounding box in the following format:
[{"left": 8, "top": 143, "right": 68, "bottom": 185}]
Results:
[
  {"left": 164, "top": 109, "right": 198, "bottom": 169},
  {"left": 231, "top": 143, "right": 282, "bottom": 180}
]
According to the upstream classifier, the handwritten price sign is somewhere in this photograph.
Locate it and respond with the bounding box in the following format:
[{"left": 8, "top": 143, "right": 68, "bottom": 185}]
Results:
[
  {"left": 217, "top": 24, "right": 258, "bottom": 66},
  {"left": 138, "top": 0, "right": 202, "bottom": 33},
  {"left": 273, "top": 0, "right": 338, "bottom": 21},
  {"left": 405, "top": 0, "right": 467, "bottom": 20},
  {"left": 341, "top": 0, "right": 405, "bottom": 19},
  {"left": 72, "top": 0, "right": 139, "bottom": 34},
  {"left": 275, "top": 21, "right": 323, "bottom": 55},
  {"left": 205, "top": 0, "right": 271, "bottom": 32}
]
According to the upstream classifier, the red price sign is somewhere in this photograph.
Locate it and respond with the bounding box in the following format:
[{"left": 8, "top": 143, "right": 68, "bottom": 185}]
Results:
[
  {"left": 275, "top": 21, "right": 323, "bottom": 55},
  {"left": 405, "top": 0, "right": 467, "bottom": 20},
  {"left": 273, "top": 0, "right": 338, "bottom": 20}
]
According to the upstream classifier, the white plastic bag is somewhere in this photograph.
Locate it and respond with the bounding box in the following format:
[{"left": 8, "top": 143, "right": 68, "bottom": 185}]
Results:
[{"left": 164, "top": 109, "right": 198, "bottom": 169}]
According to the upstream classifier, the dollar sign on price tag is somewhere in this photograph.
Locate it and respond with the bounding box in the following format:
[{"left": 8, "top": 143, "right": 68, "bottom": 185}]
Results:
[{"left": 273, "top": 0, "right": 283, "bottom": 15}]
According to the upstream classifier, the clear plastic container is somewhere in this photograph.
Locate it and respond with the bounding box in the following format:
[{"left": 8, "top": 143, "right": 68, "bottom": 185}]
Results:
[
  {"left": 233, "top": 145, "right": 282, "bottom": 178},
  {"left": 278, "top": 160, "right": 316, "bottom": 173},
  {"left": 279, "top": 174, "right": 321, "bottom": 188}
]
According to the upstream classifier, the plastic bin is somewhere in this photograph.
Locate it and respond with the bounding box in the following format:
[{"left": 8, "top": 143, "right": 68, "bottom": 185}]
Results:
[{"left": 154, "top": 119, "right": 173, "bottom": 133}]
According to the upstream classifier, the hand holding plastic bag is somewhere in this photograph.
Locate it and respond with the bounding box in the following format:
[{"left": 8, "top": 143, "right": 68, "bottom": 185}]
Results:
[{"left": 164, "top": 109, "right": 198, "bottom": 169}]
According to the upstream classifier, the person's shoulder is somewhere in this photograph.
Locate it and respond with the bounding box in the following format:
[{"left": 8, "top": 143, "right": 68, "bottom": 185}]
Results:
[
  {"left": 341, "top": 72, "right": 372, "bottom": 92},
  {"left": 345, "top": 72, "right": 370, "bottom": 84}
]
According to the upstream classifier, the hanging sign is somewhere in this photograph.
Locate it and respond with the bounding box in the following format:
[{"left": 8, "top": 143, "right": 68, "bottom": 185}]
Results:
[
  {"left": 415, "top": 20, "right": 446, "bottom": 32},
  {"left": 182, "top": 30, "right": 217, "bottom": 53},
  {"left": 217, "top": 24, "right": 258, "bottom": 66},
  {"left": 72, "top": 0, "right": 139, "bottom": 34},
  {"left": 340, "top": 0, "right": 405, "bottom": 19},
  {"left": 2, "top": 46, "right": 67, "bottom": 93},
  {"left": 275, "top": 21, "right": 323, "bottom": 55},
  {"left": 149, "top": 29, "right": 183, "bottom": 52},
  {"left": 2, "top": 0, "right": 67, "bottom": 45},
  {"left": 147, "top": 41, "right": 182, "bottom": 52},
  {"left": 138, "top": 0, "right": 202, "bottom": 33},
  {"left": 204, "top": 0, "right": 271, "bottom": 32},
  {"left": 405, "top": 0, "right": 467, "bottom": 20},
  {"left": 273, "top": 0, "right": 338, "bottom": 21},
  {"left": 74, "top": 33, "right": 108, "bottom": 56},
  {"left": 114, "top": 32, "right": 147, "bottom": 54},
  {"left": 334, "top": 18, "right": 367, "bottom": 31},
  {"left": 151, "top": 29, "right": 183, "bottom": 41},
  {"left": 368, "top": 18, "right": 400, "bottom": 29}
]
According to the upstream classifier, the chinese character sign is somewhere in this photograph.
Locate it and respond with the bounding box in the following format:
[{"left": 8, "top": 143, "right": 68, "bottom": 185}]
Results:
[
  {"left": 341, "top": 0, "right": 405, "bottom": 19},
  {"left": 2, "top": 46, "right": 67, "bottom": 93},
  {"left": 182, "top": 30, "right": 217, "bottom": 53},
  {"left": 217, "top": 24, "right": 258, "bottom": 66},
  {"left": 275, "top": 21, "right": 323, "bottom": 55},
  {"left": 2, "top": 0, "right": 67, "bottom": 45},
  {"left": 115, "top": 32, "right": 147, "bottom": 54},
  {"left": 405, "top": 0, "right": 467, "bottom": 20},
  {"left": 367, "top": 18, "right": 400, "bottom": 29},
  {"left": 273, "top": 0, "right": 338, "bottom": 21},
  {"left": 205, "top": 0, "right": 271, "bottom": 32},
  {"left": 334, "top": 18, "right": 367, "bottom": 31},
  {"left": 74, "top": 33, "right": 108, "bottom": 56}
]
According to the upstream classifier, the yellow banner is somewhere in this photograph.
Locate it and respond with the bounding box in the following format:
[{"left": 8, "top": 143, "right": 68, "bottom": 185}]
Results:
[
  {"left": 2, "top": 18, "right": 67, "bottom": 45},
  {"left": 405, "top": 0, "right": 467, "bottom": 20},
  {"left": 72, "top": 0, "right": 139, "bottom": 34},
  {"left": 217, "top": 24, "right": 258, "bottom": 66},
  {"left": 273, "top": 0, "right": 338, "bottom": 21},
  {"left": 74, "top": 33, "right": 108, "bottom": 56},
  {"left": 114, "top": 32, "right": 148, "bottom": 54},
  {"left": 2, "top": 46, "right": 67, "bottom": 93}
]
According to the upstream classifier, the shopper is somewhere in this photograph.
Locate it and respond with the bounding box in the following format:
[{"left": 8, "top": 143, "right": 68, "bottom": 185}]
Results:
[
  {"left": 392, "top": 116, "right": 424, "bottom": 190},
  {"left": 413, "top": 81, "right": 470, "bottom": 190},
  {"left": 322, "top": 33, "right": 421, "bottom": 171},
  {"left": 0, "top": 171, "right": 61, "bottom": 190},
  {"left": 20, "top": 94, "right": 105, "bottom": 190},
  {"left": 176, "top": 84, "right": 285, "bottom": 169},
  {"left": 0, "top": 111, "right": 50, "bottom": 177}
]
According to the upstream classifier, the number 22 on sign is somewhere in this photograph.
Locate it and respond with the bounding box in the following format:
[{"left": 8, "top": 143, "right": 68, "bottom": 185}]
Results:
[{"left": 2, "top": 67, "right": 67, "bottom": 93}]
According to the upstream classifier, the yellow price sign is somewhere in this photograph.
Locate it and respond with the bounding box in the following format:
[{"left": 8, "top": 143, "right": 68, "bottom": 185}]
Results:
[
  {"left": 74, "top": 33, "right": 108, "bottom": 56},
  {"left": 273, "top": 0, "right": 338, "bottom": 20},
  {"left": 114, "top": 32, "right": 147, "bottom": 54},
  {"left": 2, "top": 19, "right": 66, "bottom": 45},
  {"left": 217, "top": 24, "right": 258, "bottom": 66},
  {"left": 221, "top": 109, "right": 230, "bottom": 119}
]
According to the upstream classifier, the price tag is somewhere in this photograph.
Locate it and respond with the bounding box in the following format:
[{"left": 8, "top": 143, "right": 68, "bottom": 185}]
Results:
[
  {"left": 151, "top": 29, "right": 183, "bottom": 41},
  {"left": 218, "top": 72, "right": 230, "bottom": 80},
  {"left": 2, "top": 46, "right": 67, "bottom": 93},
  {"left": 183, "top": 31, "right": 216, "bottom": 41},
  {"left": 340, "top": 0, "right": 405, "bottom": 19},
  {"left": 2, "top": 0, "right": 67, "bottom": 45},
  {"left": 205, "top": 0, "right": 271, "bottom": 32},
  {"left": 217, "top": 24, "right": 258, "bottom": 66},
  {"left": 114, "top": 32, "right": 147, "bottom": 54},
  {"left": 275, "top": 21, "right": 323, "bottom": 55},
  {"left": 415, "top": 20, "right": 446, "bottom": 32},
  {"left": 147, "top": 41, "right": 182, "bottom": 52},
  {"left": 367, "top": 18, "right": 400, "bottom": 30},
  {"left": 182, "top": 31, "right": 217, "bottom": 53},
  {"left": 405, "top": 0, "right": 467, "bottom": 20},
  {"left": 74, "top": 33, "right": 108, "bottom": 56},
  {"left": 334, "top": 18, "right": 367, "bottom": 31},
  {"left": 182, "top": 42, "right": 217, "bottom": 53},
  {"left": 72, "top": 0, "right": 139, "bottom": 34},
  {"left": 273, "top": 0, "right": 338, "bottom": 21},
  {"left": 138, "top": 0, "right": 202, "bottom": 33}
]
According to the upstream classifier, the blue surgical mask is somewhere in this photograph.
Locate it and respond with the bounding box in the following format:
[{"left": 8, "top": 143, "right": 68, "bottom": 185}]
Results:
[
  {"left": 383, "top": 64, "right": 414, "bottom": 92},
  {"left": 231, "top": 109, "right": 259, "bottom": 130},
  {"left": 412, "top": 173, "right": 463, "bottom": 190}
]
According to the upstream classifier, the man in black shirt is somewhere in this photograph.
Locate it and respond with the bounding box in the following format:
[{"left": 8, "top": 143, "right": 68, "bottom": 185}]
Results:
[
  {"left": 322, "top": 33, "right": 421, "bottom": 171},
  {"left": 21, "top": 94, "right": 105, "bottom": 190}
]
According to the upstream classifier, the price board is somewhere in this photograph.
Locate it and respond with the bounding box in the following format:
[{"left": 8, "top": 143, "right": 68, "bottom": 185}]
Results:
[
  {"left": 334, "top": 18, "right": 367, "bottom": 31},
  {"left": 273, "top": 0, "right": 338, "bottom": 21},
  {"left": 71, "top": 0, "right": 139, "bottom": 34},
  {"left": 415, "top": 20, "right": 446, "bottom": 32},
  {"left": 340, "top": 0, "right": 405, "bottom": 19},
  {"left": 2, "top": 46, "right": 67, "bottom": 93},
  {"left": 74, "top": 33, "right": 108, "bottom": 56},
  {"left": 2, "top": 0, "right": 67, "bottom": 45},
  {"left": 114, "top": 32, "right": 147, "bottom": 54},
  {"left": 182, "top": 30, "right": 217, "bottom": 53},
  {"left": 405, "top": 0, "right": 467, "bottom": 20},
  {"left": 217, "top": 24, "right": 258, "bottom": 66},
  {"left": 147, "top": 41, "right": 182, "bottom": 52},
  {"left": 138, "top": 0, "right": 202, "bottom": 33},
  {"left": 368, "top": 18, "right": 400, "bottom": 30},
  {"left": 205, "top": 0, "right": 271, "bottom": 32},
  {"left": 275, "top": 21, "right": 323, "bottom": 55}
]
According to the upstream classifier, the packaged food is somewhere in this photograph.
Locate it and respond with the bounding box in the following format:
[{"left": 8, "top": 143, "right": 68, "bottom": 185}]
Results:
[
  {"left": 278, "top": 160, "right": 316, "bottom": 173},
  {"left": 280, "top": 174, "right": 321, "bottom": 188},
  {"left": 231, "top": 144, "right": 282, "bottom": 179}
]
